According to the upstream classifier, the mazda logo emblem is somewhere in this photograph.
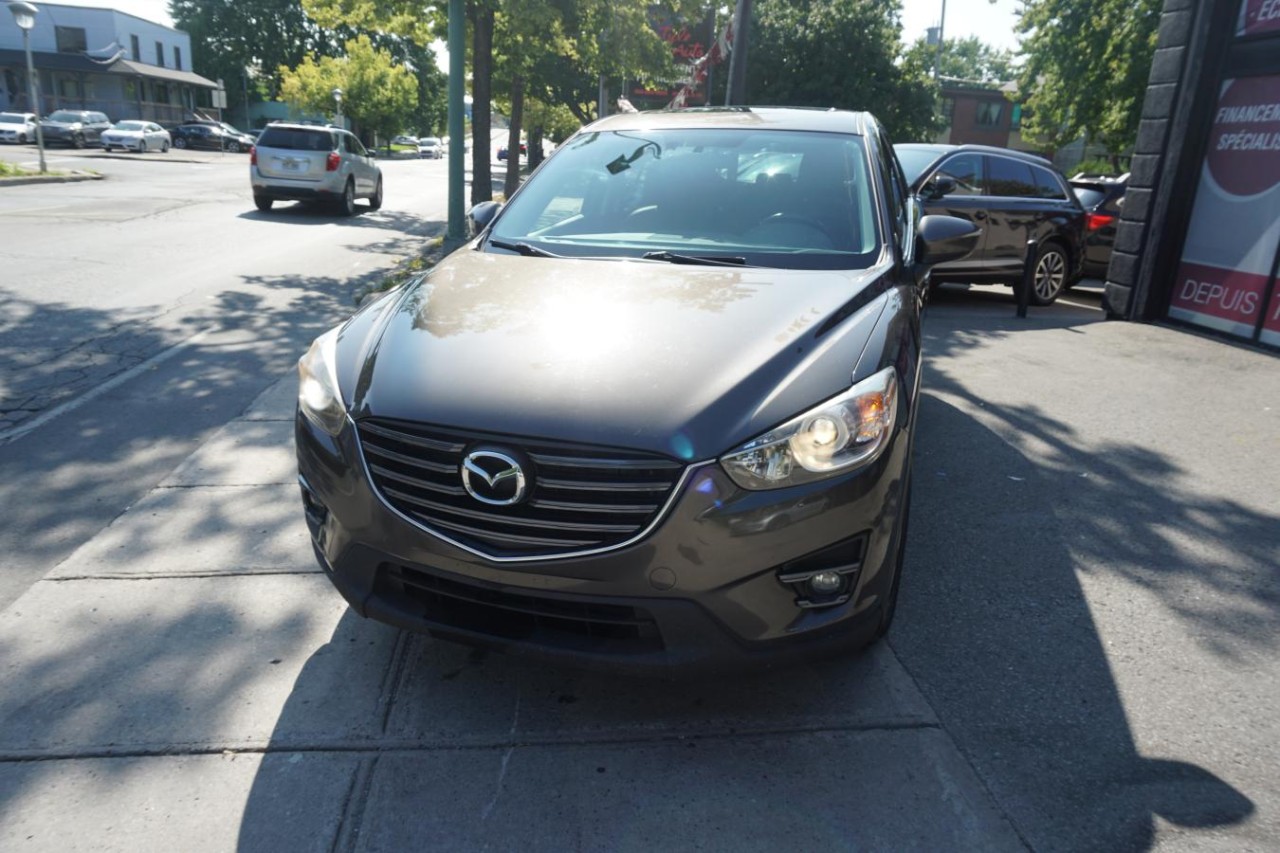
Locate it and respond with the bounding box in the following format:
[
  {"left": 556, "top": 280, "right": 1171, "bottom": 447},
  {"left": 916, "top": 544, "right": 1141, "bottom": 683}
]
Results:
[{"left": 460, "top": 449, "right": 527, "bottom": 506}]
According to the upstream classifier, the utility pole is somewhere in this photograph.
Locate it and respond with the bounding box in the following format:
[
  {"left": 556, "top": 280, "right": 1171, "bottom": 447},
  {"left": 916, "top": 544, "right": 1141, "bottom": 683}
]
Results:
[
  {"left": 934, "top": 0, "right": 947, "bottom": 80},
  {"left": 725, "top": 0, "right": 751, "bottom": 106},
  {"left": 446, "top": 0, "right": 465, "bottom": 240}
]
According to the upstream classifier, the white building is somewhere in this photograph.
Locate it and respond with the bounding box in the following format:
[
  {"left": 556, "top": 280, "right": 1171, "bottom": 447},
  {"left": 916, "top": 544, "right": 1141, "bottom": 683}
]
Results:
[{"left": 0, "top": 2, "right": 217, "bottom": 124}]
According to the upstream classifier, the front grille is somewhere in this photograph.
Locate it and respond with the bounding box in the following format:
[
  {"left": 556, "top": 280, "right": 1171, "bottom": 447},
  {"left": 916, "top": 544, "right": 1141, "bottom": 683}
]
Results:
[
  {"left": 358, "top": 418, "right": 685, "bottom": 558},
  {"left": 384, "top": 563, "right": 664, "bottom": 654}
]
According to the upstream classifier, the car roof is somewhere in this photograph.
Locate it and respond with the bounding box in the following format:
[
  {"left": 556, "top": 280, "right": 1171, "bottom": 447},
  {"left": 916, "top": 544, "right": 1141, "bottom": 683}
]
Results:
[
  {"left": 264, "top": 122, "right": 342, "bottom": 133},
  {"left": 587, "top": 107, "right": 875, "bottom": 136},
  {"left": 895, "top": 142, "right": 1057, "bottom": 169}
]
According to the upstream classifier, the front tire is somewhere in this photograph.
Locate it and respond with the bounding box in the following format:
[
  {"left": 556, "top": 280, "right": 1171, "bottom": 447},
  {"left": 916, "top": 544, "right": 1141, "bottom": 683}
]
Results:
[
  {"left": 227, "top": 141, "right": 241, "bottom": 153},
  {"left": 1029, "top": 243, "right": 1068, "bottom": 306},
  {"left": 72, "top": 133, "right": 85, "bottom": 149},
  {"left": 140, "top": 139, "right": 149, "bottom": 153},
  {"left": 18, "top": 133, "right": 26, "bottom": 144},
  {"left": 174, "top": 137, "right": 188, "bottom": 149},
  {"left": 161, "top": 141, "right": 170, "bottom": 153},
  {"left": 368, "top": 176, "right": 383, "bottom": 211}
]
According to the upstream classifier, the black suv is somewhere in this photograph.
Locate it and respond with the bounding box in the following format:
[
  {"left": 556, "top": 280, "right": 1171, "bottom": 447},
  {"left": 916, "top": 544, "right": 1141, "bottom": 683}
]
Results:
[
  {"left": 294, "top": 107, "right": 980, "bottom": 671},
  {"left": 895, "top": 144, "right": 1085, "bottom": 305},
  {"left": 171, "top": 122, "right": 256, "bottom": 152},
  {"left": 1069, "top": 173, "right": 1128, "bottom": 279},
  {"left": 38, "top": 110, "right": 111, "bottom": 148}
]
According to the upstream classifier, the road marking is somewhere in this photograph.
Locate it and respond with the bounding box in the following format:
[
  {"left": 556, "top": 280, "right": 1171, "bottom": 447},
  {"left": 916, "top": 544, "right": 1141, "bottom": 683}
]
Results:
[{"left": 0, "top": 326, "right": 218, "bottom": 447}]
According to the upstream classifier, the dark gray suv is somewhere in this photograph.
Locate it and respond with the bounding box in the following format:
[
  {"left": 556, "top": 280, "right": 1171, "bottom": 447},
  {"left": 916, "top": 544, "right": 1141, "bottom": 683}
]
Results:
[
  {"left": 896, "top": 143, "right": 1085, "bottom": 305},
  {"left": 295, "top": 108, "right": 978, "bottom": 671}
]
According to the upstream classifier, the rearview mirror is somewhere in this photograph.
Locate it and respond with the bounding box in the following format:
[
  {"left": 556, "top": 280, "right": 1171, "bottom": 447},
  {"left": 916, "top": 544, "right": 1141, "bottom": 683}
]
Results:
[
  {"left": 926, "top": 175, "right": 957, "bottom": 200},
  {"left": 915, "top": 214, "right": 981, "bottom": 267},
  {"left": 467, "top": 201, "right": 503, "bottom": 237}
]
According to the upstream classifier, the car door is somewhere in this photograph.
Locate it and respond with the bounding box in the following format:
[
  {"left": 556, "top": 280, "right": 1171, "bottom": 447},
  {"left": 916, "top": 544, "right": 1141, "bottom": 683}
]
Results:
[
  {"left": 917, "top": 152, "right": 990, "bottom": 276},
  {"left": 87, "top": 113, "right": 110, "bottom": 142},
  {"left": 345, "top": 134, "right": 374, "bottom": 193},
  {"left": 981, "top": 155, "right": 1041, "bottom": 277}
]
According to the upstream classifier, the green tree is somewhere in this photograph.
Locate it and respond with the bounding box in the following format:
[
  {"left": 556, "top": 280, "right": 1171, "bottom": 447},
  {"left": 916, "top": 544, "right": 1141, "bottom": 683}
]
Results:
[
  {"left": 743, "top": 0, "right": 939, "bottom": 141},
  {"left": 1016, "top": 0, "right": 1162, "bottom": 157},
  {"left": 278, "top": 35, "right": 418, "bottom": 141},
  {"left": 904, "top": 35, "right": 1016, "bottom": 83},
  {"left": 169, "top": 0, "right": 340, "bottom": 103}
]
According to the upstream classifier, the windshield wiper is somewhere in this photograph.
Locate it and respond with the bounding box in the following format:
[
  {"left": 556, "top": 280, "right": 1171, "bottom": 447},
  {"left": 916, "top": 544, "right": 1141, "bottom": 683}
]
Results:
[
  {"left": 642, "top": 251, "right": 749, "bottom": 267},
  {"left": 488, "top": 238, "right": 562, "bottom": 258}
]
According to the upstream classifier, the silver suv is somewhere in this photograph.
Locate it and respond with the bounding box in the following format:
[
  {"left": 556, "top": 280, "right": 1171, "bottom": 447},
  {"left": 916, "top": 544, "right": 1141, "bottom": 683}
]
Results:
[{"left": 250, "top": 123, "right": 383, "bottom": 215}]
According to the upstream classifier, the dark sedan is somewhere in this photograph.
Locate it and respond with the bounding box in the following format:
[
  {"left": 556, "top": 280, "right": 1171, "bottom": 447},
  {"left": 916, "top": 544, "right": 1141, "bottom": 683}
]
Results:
[
  {"left": 295, "top": 108, "right": 978, "bottom": 671},
  {"left": 896, "top": 143, "right": 1085, "bottom": 305},
  {"left": 38, "top": 110, "right": 111, "bottom": 148},
  {"left": 171, "top": 122, "right": 256, "bottom": 152}
]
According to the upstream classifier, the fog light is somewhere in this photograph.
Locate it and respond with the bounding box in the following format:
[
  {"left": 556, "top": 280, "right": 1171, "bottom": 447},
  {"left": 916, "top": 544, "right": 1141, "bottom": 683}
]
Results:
[{"left": 808, "top": 571, "right": 844, "bottom": 596}]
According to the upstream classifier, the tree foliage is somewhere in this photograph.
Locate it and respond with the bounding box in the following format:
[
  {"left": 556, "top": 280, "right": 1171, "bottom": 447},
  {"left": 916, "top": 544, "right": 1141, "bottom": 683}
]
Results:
[
  {"left": 1016, "top": 0, "right": 1162, "bottom": 154},
  {"left": 169, "top": 0, "right": 340, "bottom": 98},
  {"left": 743, "top": 0, "right": 939, "bottom": 141},
  {"left": 278, "top": 35, "right": 418, "bottom": 140},
  {"left": 904, "top": 35, "right": 1016, "bottom": 84}
]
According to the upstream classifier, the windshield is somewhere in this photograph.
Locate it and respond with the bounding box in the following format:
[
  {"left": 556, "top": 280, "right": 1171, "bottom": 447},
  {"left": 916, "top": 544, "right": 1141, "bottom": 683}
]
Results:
[
  {"left": 256, "top": 127, "right": 336, "bottom": 151},
  {"left": 0, "top": 113, "right": 27, "bottom": 123},
  {"left": 894, "top": 145, "right": 945, "bottom": 184},
  {"left": 114, "top": 121, "right": 146, "bottom": 131},
  {"left": 219, "top": 123, "right": 242, "bottom": 134},
  {"left": 47, "top": 111, "right": 83, "bottom": 123},
  {"left": 489, "top": 128, "right": 880, "bottom": 270}
]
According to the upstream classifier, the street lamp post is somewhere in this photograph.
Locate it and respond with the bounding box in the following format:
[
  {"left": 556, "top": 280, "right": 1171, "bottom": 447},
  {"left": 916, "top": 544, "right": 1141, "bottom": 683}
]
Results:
[
  {"left": 332, "top": 87, "right": 343, "bottom": 128},
  {"left": 8, "top": 1, "right": 46, "bottom": 174}
]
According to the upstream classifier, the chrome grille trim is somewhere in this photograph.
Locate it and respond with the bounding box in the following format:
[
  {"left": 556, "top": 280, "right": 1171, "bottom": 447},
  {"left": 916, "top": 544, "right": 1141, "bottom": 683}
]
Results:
[{"left": 353, "top": 416, "right": 706, "bottom": 562}]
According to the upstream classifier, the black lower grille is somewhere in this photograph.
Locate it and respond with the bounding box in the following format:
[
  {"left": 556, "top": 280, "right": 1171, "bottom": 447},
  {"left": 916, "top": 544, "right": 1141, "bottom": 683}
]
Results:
[
  {"left": 384, "top": 564, "right": 664, "bottom": 654},
  {"left": 358, "top": 419, "right": 684, "bottom": 558}
]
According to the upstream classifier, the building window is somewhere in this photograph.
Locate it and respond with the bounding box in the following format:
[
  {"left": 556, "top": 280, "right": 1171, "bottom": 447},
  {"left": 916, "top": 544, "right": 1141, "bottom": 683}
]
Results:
[
  {"left": 174, "top": 46, "right": 182, "bottom": 71},
  {"left": 1011, "top": 103, "right": 1022, "bottom": 131},
  {"left": 55, "top": 26, "right": 87, "bottom": 54},
  {"left": 154, "top": 83, "right": 170, "bottom": 104},
  {"left": 156, "top": 42, "right": 165, "bottom": 67},
  {"left": 130, "top": 35, "right": 140, "bottom": 61},
  {"left": 975, "top": 101, "right": 1004, "bottom": 128}
]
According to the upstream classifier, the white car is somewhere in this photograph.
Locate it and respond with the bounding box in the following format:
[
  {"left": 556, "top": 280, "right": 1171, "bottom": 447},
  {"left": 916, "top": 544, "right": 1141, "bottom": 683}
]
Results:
[
  {"left": 101, "top": 121, "right": 171, "bottom": 153},
  {"left": 417, "top": 137, "right": 443, "bottom": 159},
  {"left": 0, "top": 112, "right": 37, "bottom": 144}
]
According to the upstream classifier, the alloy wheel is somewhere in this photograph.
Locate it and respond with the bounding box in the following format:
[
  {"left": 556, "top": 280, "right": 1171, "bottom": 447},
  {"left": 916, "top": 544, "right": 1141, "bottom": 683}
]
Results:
[{"left": 1034, "top": 248, "right": 1067, "bottom": 302}]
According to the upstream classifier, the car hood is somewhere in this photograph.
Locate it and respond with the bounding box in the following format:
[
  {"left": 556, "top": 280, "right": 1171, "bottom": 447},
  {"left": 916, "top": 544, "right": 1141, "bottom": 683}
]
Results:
[{"left": 343, "top": 250, "right": 890, "bottom": 461}]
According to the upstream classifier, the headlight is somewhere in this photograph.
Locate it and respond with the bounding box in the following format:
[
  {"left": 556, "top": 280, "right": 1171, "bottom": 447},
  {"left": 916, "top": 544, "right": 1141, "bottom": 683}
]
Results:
[
  {"left": 720, "top": 366, "right": 899, "bottom": 490},
  {"left": 297, "top": 327, "right": 346, "bottom": 434}
]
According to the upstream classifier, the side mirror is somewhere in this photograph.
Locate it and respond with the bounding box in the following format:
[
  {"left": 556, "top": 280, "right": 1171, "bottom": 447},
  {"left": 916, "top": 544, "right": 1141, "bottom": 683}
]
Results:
[
  {"left": 367, "top": 149, "right": 377, "bottom": 158},
  {"left": 915, "top": 214, "right": 981, "bottom": 267},
  {"left": 925, "top": 175, "right": 957, "bottom": 200},
  {"left": 467, "top": 201, "right": 503, "bottom": 237}
]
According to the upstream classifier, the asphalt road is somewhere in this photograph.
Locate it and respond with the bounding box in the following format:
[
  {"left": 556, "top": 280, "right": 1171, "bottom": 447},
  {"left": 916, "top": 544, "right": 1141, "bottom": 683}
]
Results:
[{"left": 0, "top": 145, "right": 448, "bottom": 609}]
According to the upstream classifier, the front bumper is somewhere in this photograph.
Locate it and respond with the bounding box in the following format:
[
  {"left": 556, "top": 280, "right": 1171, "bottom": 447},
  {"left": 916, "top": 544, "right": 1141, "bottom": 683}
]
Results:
[{"left": 296, "top": 412, "right": 912, "bottom": 672}]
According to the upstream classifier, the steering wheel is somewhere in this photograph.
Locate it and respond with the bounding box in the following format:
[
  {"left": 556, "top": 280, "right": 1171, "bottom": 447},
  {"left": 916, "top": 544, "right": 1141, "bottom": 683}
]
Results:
[{"left": 753, "top": 213, "right": 835, "bottom": 244}]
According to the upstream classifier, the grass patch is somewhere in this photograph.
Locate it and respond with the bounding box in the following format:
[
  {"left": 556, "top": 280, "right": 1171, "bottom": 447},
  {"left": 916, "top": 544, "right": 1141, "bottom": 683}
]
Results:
[
  {"left": 0, "top": 161, "right": 34, "bottom": 178},
  {"left": 355, "top": 233, "right": 468, "bottom": 306}
]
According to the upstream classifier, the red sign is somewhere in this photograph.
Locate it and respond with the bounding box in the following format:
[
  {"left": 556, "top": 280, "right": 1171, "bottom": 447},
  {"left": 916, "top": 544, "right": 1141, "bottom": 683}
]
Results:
[
  {"left": 1238, "top": 0, "right": 1280, "bottom": 37},
  {"left": 1261, "top": 285, "right": 1280, "bottom": 348},
  {"left": 1170, "top": 76, "right": 1280, "bottom": 341}
]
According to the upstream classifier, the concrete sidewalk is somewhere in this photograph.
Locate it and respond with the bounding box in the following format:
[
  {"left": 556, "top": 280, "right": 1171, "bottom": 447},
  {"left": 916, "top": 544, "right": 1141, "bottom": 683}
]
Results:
[{"left": 0, "top": 286, "right": 1275, "bottom": 851}]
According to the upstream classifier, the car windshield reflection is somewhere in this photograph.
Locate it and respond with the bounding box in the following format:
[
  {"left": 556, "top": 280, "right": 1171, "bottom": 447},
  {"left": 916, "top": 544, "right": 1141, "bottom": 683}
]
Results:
[{"left": 487, "top": 129, "right": 882, "bottom": 271}]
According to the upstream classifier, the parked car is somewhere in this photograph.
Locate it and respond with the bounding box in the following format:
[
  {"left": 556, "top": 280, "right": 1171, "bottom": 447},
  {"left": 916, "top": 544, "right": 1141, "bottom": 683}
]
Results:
[
  {"left": 496, "top": 142, "right": 526, "bottom": 160},
  {"left": 1070, "top": 173, "right": 1128, "bottom": 279},
  {"left": 391, "top": 135, "right": 418, "bottom": 147},
  {"left": 250, "top": 122, "right": 382, "bottom": 215},
  {"left": 417, "top": 136, "right": 443, "bottom": 159},
  {"left": 895, "top": 143, "right": 1085, "bottom": 305},
  {"left": 171, "top": 122, "right": 256, "bottom": 152},
  {"left": 39, "top": 110, "right": 111, "bottom": 148},
  {"left": 0, "top": 111, "right": 38, "bottom": 144},
  {"left": 294, "top": 107, "right": 979, "bottom": 671},
  {"left": 101, "top": 120, "right": 171, "bottom": 153}
]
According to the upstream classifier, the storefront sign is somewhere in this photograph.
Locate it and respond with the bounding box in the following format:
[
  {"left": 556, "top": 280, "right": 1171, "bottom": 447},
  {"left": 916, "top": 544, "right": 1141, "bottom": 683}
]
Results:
[
  {"left": 1169, "top": 75, "right": 1280, "bottom": 340},
  {"left": 1238, "top": 0, "right": 1280, "bottom": 37}
]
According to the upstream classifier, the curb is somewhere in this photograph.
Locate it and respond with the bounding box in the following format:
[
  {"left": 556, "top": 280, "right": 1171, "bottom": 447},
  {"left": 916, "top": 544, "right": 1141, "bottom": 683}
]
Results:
[{"left": 0, "top": 170, "right": 104, "bottom": 187}]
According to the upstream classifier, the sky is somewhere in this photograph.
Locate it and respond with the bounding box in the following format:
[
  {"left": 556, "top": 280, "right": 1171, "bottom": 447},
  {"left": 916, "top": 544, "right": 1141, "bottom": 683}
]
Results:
[{"left": 49, "top": 0, "right": 1025, "bottom": 59}]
